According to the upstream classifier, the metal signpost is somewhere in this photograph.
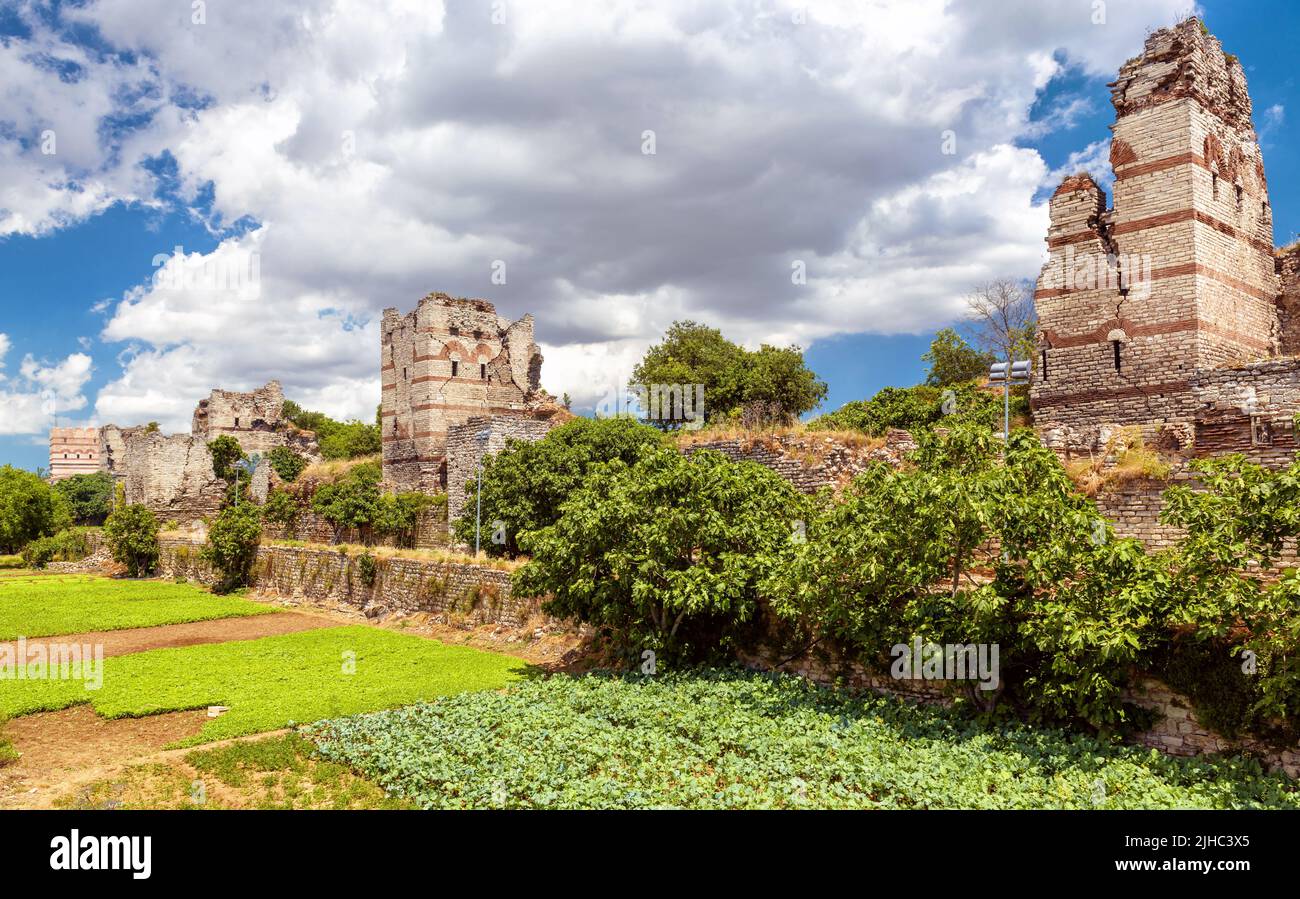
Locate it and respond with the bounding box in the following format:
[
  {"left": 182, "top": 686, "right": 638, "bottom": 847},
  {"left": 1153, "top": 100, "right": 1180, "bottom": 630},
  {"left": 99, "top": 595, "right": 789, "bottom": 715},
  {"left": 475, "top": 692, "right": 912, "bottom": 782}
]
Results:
[{"left": 988, "top": 359, "right": 1032, "bottom": 441}]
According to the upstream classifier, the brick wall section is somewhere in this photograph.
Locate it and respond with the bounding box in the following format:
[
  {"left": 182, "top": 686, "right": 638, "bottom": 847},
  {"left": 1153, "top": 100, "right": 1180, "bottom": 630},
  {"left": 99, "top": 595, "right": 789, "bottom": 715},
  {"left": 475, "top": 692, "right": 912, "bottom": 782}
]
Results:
[
  {"left": 682, "top": 428, "right": 918, "bottom": 493},
  {"left": 99, "top": 381, "right": 318, "bottom": 522},
  {"left": 445, "top": 413, "right": 561, "bottom": 530},
  {"left": 156, "top": 539, "right": 537, "bottom": 627}
]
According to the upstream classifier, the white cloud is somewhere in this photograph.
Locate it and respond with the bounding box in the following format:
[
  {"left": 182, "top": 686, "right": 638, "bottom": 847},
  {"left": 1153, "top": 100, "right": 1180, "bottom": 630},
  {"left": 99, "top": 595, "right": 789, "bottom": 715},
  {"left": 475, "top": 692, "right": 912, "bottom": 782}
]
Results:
[
  {"left": 0, "top": 334, "right": 94, "bottom": 435},
  {"left": 4, "top": 0, "right": 1194, "bottom": 420}
]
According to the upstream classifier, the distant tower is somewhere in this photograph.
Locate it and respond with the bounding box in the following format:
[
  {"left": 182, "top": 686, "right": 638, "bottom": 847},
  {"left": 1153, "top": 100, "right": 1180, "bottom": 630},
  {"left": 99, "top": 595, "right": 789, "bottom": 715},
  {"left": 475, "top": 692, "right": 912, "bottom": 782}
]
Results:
[
  {"left": 48, "top": 427, "right": 101, "bottom": 481},
  {"left": 1032, "top": 18, "right": 1279, "bottom": 438}
]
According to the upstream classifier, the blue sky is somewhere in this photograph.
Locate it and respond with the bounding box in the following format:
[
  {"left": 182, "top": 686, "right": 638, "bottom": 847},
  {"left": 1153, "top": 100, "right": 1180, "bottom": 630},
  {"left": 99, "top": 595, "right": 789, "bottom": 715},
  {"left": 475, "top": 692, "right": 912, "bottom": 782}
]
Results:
[{"left": 1, "top": 1, "right": 1295, "bottom": 472}]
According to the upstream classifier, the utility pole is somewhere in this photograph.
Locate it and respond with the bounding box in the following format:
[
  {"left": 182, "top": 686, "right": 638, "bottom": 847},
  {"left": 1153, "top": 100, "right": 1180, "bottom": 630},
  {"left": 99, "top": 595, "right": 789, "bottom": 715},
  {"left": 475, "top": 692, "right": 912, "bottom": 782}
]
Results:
[{"left": 988, "top": 359, "right": 1032, "bottom": 441}]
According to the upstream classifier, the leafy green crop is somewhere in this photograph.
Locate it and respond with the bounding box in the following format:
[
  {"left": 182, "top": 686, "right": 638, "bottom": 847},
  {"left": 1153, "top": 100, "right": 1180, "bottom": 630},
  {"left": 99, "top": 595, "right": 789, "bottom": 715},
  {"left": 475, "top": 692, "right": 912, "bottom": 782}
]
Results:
[
  {"left": 304, "top": 669, "right": 1300, "bottom": 810},
  {"left": 0, "top": 625, "right": 525, "bottom": 746},
  {"left": 0, "top": 574, "right": 272, "bottom": 639}
]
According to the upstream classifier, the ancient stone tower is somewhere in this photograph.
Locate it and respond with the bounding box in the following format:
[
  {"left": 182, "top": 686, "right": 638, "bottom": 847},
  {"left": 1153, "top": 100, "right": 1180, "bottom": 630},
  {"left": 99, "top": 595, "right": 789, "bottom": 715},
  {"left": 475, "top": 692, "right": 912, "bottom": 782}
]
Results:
[
  {"left": 1033, "top": 18, "right": 1300, "bottom": 456},
  {"left": 381, "top": 293, "right": 555, "bottom": 491}
]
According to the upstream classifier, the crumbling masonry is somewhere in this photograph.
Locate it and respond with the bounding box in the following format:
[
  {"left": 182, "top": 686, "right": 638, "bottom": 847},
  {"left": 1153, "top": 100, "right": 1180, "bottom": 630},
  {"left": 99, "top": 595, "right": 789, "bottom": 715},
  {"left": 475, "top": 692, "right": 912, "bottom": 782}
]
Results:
[
  {"left": 381, "top": 292, "right": 563, "bottom": 495},
  {"left": 99, "top": 381, "right": 319, "bottom": 520},
  {"left": 1032, "top": 18, "right": 1300, "bottom": 463}
]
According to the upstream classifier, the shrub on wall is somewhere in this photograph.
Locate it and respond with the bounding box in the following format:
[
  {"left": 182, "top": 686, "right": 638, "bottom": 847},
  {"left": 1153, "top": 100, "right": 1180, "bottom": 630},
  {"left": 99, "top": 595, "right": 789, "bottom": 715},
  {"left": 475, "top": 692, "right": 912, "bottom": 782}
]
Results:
[
  {"left": 268, "top": 446, "right": 308, "bottom": 483},
  {"left": 262, "top": 488, "right": 301, "bottom": 536},
  {"left": 311, "top": 462, "right": 381, "bottom": 542},
  {"left": 207, "top": 435, "right": 245, "bottom": 482},
  {"left": 20, "top": 527, "right": 93, "bottom": 569},
  {"left": 514, "top": 447, "right": 811, "bottom": 659},
  {"left": 374, "top": 492, "right": 438, "bottom": 548},
  {"left": 202, "top": 503, "right": 264, "bottom": 593},
  {"left": 103, "top": 503, "right": 161, "bottom": 577},
  {"left": 456, "top": 416, "right": 666, "bottom": 557}
]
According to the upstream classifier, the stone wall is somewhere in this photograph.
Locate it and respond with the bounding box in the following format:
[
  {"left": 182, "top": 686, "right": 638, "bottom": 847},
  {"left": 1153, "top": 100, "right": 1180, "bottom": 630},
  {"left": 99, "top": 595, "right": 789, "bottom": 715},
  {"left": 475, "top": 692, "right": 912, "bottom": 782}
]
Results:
[
  {"left": 156, "top": 539, "right": 538, "bottom": 627},
  {"left": 262, "top": 507, "right": 451, "bottom": 549},
  {"left": 100, "top": 380, "right": 318, "bottom": 522},
  {"left": 681, "top": 428, "right": 917, "bottom": 493},
  {"left": 445, "top": 413, "right": 562, "bottom": 529}
]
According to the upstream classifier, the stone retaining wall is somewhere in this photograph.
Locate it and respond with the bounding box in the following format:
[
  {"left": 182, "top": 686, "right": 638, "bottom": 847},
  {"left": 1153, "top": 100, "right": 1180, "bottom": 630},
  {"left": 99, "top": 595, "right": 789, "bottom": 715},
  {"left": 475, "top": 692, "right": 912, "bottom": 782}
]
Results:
[
  {"left": 682, "top": 428, "right": 917, "bottom": 493},
  {"left": 156, "top": 539, "right": 537, "bottom": 627}
]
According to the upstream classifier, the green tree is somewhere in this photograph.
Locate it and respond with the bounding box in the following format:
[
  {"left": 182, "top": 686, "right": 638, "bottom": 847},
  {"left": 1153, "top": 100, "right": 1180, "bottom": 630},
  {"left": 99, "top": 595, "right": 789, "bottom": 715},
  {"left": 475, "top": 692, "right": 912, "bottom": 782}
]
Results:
[
  {"left": 202, "top": 503, "right": 263, "bottom": 593},
  {"left": 809, "top": 384, "right": 1007, "bottom": 436},
  {"left": 207, "top": 435, "right": 245, "bottom": 482},
  {"left": 454, "top": 417, "right": 666, "bottom": 557},
  {"left": 261, "top": 488, "right": 301, "bottom": 536},
  {"left": 513, "top": 448, "right": 811, "bottom": 659},
  {"left": 268, "top": 446, "right": 308, "bottom": 483},
  {"left": 374, "top": 492, "right": 438, "bottom": 548},
  {"left": 769, "top": 423, "right": 1168, "bottom": 727},
  {"left": 922, "top": 328, "right": 995, "bottom": 387},
  {"left": 741, "top": 344, "right": 828, "bottom": 423},
  {"left": 103, "top": 503, "right": 160, "bottom": 577},
  {"left": 632, "top": 321, "right": 825, "bottom": 425},
  {"left": 0, "top": 465, "right": 70, "bottom": 553},
  {"left": 282, "top": 400, "right": 380, "bottom": 460},
  {"left": 311, "top": 462, "right": 382, "bottom": 542},
  {"left": 52, "top": 471, "right": 114, "bottom": 525}
]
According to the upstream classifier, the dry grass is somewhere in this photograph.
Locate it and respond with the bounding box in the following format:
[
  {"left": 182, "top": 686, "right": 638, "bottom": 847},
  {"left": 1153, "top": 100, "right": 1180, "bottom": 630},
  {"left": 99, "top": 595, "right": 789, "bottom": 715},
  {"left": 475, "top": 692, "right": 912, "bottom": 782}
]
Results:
[
  {"left": 1065, "top": 426, "right": 1173, "bottom": 497},
  {"left": 299, "top": 454, "right": 381, "bottom": 483},
  {"left": 261, "top": 538, "right": 525, "bottom": 571},
  {"left": 674, "top": 423, "right": 886, "bottom": 450}
]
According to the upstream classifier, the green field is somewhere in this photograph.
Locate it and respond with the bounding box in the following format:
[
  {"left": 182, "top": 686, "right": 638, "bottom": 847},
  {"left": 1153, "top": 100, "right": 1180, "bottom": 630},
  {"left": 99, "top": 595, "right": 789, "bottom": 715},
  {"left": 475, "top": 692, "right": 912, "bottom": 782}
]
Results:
[
  {"left": 0, "top": 574, "right": 272, "bottom": 639},
  {"left": 0, "top": 626, "right": 527, "bottom": 746},
  {"left": 306, "top": 669, "right": 1300, "bottom": 810}
]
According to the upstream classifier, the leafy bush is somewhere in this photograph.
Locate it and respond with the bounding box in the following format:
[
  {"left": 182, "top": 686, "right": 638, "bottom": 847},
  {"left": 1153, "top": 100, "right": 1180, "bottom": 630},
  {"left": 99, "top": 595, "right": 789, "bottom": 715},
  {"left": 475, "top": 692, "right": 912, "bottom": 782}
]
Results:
[
  {"left": 202, "top": 503, "right": 263, "bottom": 594},
  {"left": 356, "top": 553, "right": 378, "bottom": 587},
  {"left": 374, "top": 492, "right": 438, "bottom": 548},
  {"left": 769, "top": 423, "right": 1168, "bottom": 728},
  {"left": 304, "top": 669, "right": 1300, "bottom": 810},
  {"left": 268, "top": 446, "right": 307, "bottom": 483},
  {"left": 808, "top": 383, "right": 1019, "bottom": 436},
  {"left": 310, "top": 462, "right": 381, "bottom": 542},
  {"left": 454, "top": 416, "right": 665, "bottom": 557},
  {"left": 261, "top": 487, "right": 299, "bottom": 529},
  {"left": 0, "top": 465, "right": 71, "bottom": 553},
  {"left": 53, "top": 472, "right": 114, "bottom": 525},
  {"left": 103, "top": 504, "right": 161, "bottom": 577},
  {"left": 514, "top": 447, "right": 811, "bottom": 658},
  {"left": 632, "top": 320, "right": 827, "bottom": 424},
  {"left": 20, "top": 528, "right": 92, "bottom": 570},
  {"left": 282, "top": 401, "right": 381, "bottom": 460},
  {"left": 207, "top": 435, "right": 245, "bottom": 482}
]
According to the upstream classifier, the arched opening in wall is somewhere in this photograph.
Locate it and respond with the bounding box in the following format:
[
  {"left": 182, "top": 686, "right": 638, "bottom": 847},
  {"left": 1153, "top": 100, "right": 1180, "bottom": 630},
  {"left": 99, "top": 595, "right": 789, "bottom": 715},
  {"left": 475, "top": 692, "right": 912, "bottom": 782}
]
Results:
[
  {"left": 1212, "top": 171, "right": 1219, "bottom": 200},
  {"left": 1236, "top": 184, "right": 1244, "bottom": 210},
  {"left": 235, "top": 417, "right": 240, "bottom": 428},
  {"left": 1107, "top": 329, "right": 1127, "bottom": 374}
]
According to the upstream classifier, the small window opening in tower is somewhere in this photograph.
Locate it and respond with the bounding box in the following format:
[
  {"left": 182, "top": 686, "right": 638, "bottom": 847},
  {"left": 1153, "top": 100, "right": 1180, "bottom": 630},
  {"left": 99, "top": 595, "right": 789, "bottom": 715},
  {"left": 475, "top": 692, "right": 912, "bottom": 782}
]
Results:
[
  {"left": 473, "top": 329, "right": 482, "bottom": 340},
  {"left": 480, "top": 363, "right": 487, "bottom": 380},
  {"left": 1041, "top": 349, "right": 1048, "bottom": 382},
  {"left": 1236, "top": 184, "right": 1244, "bottom": 208},
  {"left": 403, "top": 367, "right": 407, "bottom": 380},
  {"left": 451, "top": 361, "right": 459, "bottom": 377},
  {"left": 1112, "top": 341, "right": 1122, "bottom": 372},
  {"left": 1211, "top": 171, "right": 1218, "bottom": 200},
  {"left": 235, "top": 417, "right": 240, "bottom": 428},
  {"left": 449, "top": 326, "right": 459, "bottom": 336}
]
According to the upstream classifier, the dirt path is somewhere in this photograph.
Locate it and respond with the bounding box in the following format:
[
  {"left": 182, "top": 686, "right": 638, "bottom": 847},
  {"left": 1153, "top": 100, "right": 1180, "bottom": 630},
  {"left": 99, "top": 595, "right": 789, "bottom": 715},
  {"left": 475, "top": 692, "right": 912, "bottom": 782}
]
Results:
[
  {"left": 0, "top": 706, "right": 293, "bottom": 809},
  {"left": 0, "top": 611, "right": 339, "bottom": 659}
]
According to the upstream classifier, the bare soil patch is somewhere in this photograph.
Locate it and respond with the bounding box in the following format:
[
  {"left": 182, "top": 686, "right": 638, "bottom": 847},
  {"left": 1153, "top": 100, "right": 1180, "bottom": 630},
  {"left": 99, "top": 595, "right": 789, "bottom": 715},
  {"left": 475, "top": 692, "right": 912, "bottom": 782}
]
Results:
[{"left": 0, "top": 610, "right": 337, "bottom": 659}]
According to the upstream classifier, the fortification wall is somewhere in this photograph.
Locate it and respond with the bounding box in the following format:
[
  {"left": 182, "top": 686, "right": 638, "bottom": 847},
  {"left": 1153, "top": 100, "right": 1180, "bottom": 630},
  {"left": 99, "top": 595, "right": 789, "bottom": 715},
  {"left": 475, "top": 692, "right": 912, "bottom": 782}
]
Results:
[
  {"left": 157, "top": 539, "right": 538, "bottom": 627},
  {"left": 445, "top": 414, "right": 561, "bottom": 529},
  {"left": 681, "top": 428, "right": 917, "bottom": 493}
]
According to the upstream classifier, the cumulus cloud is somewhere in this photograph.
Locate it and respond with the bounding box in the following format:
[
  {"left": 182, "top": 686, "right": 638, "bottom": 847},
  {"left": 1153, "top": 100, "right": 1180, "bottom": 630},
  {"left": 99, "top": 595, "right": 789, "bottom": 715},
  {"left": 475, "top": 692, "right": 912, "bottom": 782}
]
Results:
[
  {"left": 0, "top": 333, "right": 93, "bottom": 435},
  {"left": 2, "top": 0, "right": 1194, "bottom": 417}
]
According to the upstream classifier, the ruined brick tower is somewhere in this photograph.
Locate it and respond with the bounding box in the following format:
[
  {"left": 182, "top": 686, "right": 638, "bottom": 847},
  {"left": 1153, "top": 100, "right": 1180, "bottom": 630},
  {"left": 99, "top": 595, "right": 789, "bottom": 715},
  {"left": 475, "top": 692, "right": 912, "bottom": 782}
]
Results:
[
  {"left": 381, "top": 293, "right": 554, "bottom": 491},
  {"left": 1033, "top": 18, "right": 1300, "bottom": 454}
]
